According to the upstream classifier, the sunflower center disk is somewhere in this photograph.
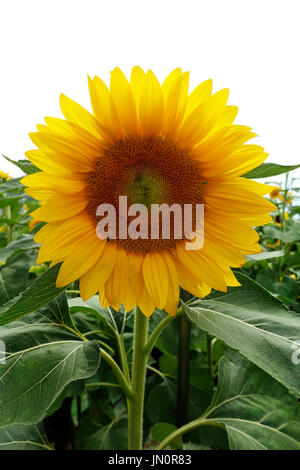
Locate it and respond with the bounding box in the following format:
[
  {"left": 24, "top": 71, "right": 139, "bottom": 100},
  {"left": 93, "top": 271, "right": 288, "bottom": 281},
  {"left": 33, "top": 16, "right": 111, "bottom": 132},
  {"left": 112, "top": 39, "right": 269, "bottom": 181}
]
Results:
[{"left": 87, "top": 135, "right": 204, "bottom": 254}]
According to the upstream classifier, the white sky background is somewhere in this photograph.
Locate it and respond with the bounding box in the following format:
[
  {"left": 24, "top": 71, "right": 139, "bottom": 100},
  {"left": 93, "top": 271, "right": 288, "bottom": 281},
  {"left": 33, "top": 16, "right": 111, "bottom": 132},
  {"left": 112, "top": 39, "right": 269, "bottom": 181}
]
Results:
[{"left": 0, "top": 0, "right": 300, "bottom": 185}]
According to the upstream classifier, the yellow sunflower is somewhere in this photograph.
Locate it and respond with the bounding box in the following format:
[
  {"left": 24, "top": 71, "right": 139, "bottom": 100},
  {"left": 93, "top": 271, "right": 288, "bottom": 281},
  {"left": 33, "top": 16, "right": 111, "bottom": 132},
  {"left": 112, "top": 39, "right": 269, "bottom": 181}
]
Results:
[
  {"left": 0, "top": 170, "right": 11, "bottom": 180},
  {"left": 21, "top": 67, "right": 275, "bottom": 316},
  {"left": 269, "top": 187, "right": 281, "bottom": 199}
]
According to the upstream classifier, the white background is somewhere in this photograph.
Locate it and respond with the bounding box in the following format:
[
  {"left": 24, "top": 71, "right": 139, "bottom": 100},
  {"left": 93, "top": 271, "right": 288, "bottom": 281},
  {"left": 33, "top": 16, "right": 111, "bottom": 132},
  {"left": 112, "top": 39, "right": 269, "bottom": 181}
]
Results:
[{"left": 0, "top": 0, "right": 299, "bottom": 183}]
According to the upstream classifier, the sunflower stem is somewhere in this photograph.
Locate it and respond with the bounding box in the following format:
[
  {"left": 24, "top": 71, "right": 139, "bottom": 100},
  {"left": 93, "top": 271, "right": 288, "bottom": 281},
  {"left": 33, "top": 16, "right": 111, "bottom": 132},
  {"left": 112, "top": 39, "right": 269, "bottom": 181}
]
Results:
[
  {"left": 101, "top": 349, "right": 134, "bottom": 400},
  {"left": 143, "top": 306, "right": 183, "bottom": 357},
  {"left": 4, "top": 205, "right": 13, "bottom": 243},
  {"left": 127, "top": 306, "right": 148, "bottom": 450}
]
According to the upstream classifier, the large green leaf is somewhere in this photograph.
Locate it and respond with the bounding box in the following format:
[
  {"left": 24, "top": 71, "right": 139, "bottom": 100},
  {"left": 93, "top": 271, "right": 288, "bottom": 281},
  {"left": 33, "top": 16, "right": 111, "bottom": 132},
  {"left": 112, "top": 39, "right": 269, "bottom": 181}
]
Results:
[
  {"left": 0, "top": 234, "right": 38, "bottom": 264},
  {"left": 263, "top": 222, "right": 300, "bottom": 244},
  {"left": 0, "top": 264, "right": 65, "bottom": 326},
  {"left": 203, "top": 354, "right": 300, "bottom": 450},
  {"left": 243, "top": 162, "right": 300, "bottom": 179},
  {"left": 69, "top": 297, "right": 134, "bottom": 333},
  {"left": 183, "top": 272, "right": 300, "bottom": 395},
  {"left": 0, "top": 422, "right": 51, "bottom": 450},
  {"left": 75, "top": 413, "right": 128, "bottom": 450},
  {"left": 0, "top": 252, "right": 32, "bottom": 304},
  {"left": 0, "top": 339, "right": 100, "bottom": 426},
  {"left": 159, "top": 353, "right": 300, "bottom": 450},
  {"left": 0, "top": 292, "right": 82, "bottom": 353}
]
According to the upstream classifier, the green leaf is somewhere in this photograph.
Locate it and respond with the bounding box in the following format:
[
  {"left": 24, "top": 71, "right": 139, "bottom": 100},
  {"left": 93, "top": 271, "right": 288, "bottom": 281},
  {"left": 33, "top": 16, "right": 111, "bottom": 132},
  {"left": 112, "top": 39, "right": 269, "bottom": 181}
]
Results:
[
  {"left": 2, "top": 155, "right": 40, "bottom": 175},
  {"left": 69, "top": 296, "right": 134, "bottom": 334},
  {"left": 0, "top": 422, "right": 51, "bottom": 450},
  {"left": 0, "top": 234, "right": 38, "bottom": 264},
  {"left": 0, "top": 339, "right": 100, "bottom": 426},
  {"left": 147, "top": 380, "right": 177, "bottom": 423},
  {"left": 47, "top": 291, "right": 79, "bottom": 331},
  {"left": 0, "top": 264, "right": 65, "bottom": 326},
  {"left": 146, "top": 379, "right": 210, "bottom": 425},
  {"left": 0, "top": 315, "right": 76, "bottom": 353},
  {"left": 243, "top": 162, "right": 300, "bottom": 179},
  {"left": 75, "top": 414, "right": 128, "bottom": 450},
  {"left": 183, "top": 272, "right": 300, "bottom": 395},
  {"left": 0, "top": 251, "right": 33, "bottom": 304},
  {"left": 202, "top": 353, "right": 300, "bottom": 450},
  {"left": 263, "top": 224, "right": 300, "bottom": 244},
  {"left": 0, "top": 293, "right": 83, "bottom": 354},
  {"left": 68, "top": 296, "right": 114, "bottom": 328}
]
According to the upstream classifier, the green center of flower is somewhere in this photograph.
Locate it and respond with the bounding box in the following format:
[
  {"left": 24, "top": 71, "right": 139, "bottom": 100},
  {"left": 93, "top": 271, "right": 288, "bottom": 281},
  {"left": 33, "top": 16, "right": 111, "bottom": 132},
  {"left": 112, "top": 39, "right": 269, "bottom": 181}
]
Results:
[{"left": 126, "top": 171, "right": 165, "bottom": 208}]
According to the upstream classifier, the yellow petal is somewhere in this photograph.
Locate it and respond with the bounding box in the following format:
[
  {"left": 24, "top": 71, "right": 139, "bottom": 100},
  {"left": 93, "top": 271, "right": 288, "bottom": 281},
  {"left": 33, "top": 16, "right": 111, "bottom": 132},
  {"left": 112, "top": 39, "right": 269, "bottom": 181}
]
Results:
[
  {"left": 110, "top": 67, "right": 138, "bottom": 135},
  {"left": 79, "top": 242, "right": 118, "bottom": 300},
  {"left": 25, "top": 150, "right": 72, "bottom": 176},
  {"left": 25, "top": 187, "right": 55, "bottom": 201},
  {"left": 202, "top": 237, "right": 246, "bottom": 268},
  {"left": 178, "top": 89, "right": 229, "bottom": 147},
  {"left": 99, "top": 289, "right": 110, "bottom": 308},
  {"left": 31, "top": 192, "right": 88, "bottom": 222},
  {"left": 162, "top": 251, "right": 179, "bottom": 316},
  {"left": 123, "top": 252, "right": 144, "bottom": 312},
  {"left": 162, "top": 71, "right": 190, "bottom": 137},
  {"left": 138, "top": 286, "right": 156, "bottom": 317},
  {"left": 143, "top": 252, "right": 169, "bottom": 309},
  {"left": 175, "top": 256, "right": 212, "bottom": 298},
  {"left": 185, "top": 79, "right": 212, "bottom": 117},
  {"left": 29, "top": 132, "right": 94, "bottom": 172},
  {"left": 88, "top": 75, "right": 123, "bottom": 142},
  {"left": 205, "top": 184, "right": 277, "bottom": 215},
  {"left": 36, "top": 213, "right": 96, "bottom": 262},
  {"left": 176, "top": 243, "right": 227, "bottom": 292},
  {"left": 34, "top": 222, "right": 59, "bottom": 244},
  {"left": 104, "top": 246, "right": 128, "bottom": 310},
  {"left": 44, "top": 116, "right": 103, "bottom": 151},
  {"left": 130, "top": 66, "right": 146, "bottom": 106},
  {"left": 60, "top": 93, "right": 103, "bottom": 139},
  {"left": 56, "top": 235, "right": 106, "bottom": 287},
  {"left": 21, "top": 171, "right": 87, "bottom": 194},
  {"left": 139, "top": 70, "right": 164, "bottom": 135}
]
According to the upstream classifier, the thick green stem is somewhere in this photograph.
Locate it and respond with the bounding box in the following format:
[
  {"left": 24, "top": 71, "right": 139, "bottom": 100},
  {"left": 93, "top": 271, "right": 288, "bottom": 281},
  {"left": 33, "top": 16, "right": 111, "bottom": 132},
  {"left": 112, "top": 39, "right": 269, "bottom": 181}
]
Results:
[
  {"left": 115, "top": 331, "right": 130, "bottom": 382},
  {"left": 177, "top": 313, "right": 191, "bottom": 435},
  {"left": 143, "top": 306, "right": 183, "bottom": 357},
  {"left": 4, "top": 205, "right": 12, "bottom": 243},
  {"left": 127, "top": 306, "right": 148, "bottom": 450},
  {"left": 156, "top": 418, "right": 224, "bottom": 450},
  {"left": 277, "top": 173, "right": 289, "bottom": 281}
]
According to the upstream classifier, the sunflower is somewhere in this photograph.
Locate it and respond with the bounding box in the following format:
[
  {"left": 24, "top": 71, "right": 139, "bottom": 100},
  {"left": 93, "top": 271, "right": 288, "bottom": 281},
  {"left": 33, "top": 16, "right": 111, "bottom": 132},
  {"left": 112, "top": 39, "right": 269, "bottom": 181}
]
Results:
[
  {"left": 21, "top": 67, "right": 275, "bottom": 316},
  {"left": 0, "top": 171, "right": 11, "bottom": 181},
  {"left": 269, "top": 187, "right": 281, "bottom": 199}
]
